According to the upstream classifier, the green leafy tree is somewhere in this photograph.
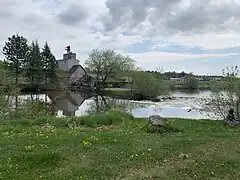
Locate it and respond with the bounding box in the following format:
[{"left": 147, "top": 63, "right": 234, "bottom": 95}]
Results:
[
  {"left": 85, "top": 48, "right": 135, "bottom": 90},
  {"left": 184, "top": 74, "right": 199, "bottom": 89},
  {"left": 41, "top": 42, "right": 58, "bottom": 84},
  {"left": 2, "top": 34, "right": 29, "bottom": 85},
  {"left": 24, "top": 40, "right": 44, "bottom": 85},
  {"left": 131, "top": 71, "right": 169, "bottom": 100}
]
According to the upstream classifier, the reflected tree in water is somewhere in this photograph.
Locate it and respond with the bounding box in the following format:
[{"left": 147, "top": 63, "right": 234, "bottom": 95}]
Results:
[{"left": 86, "top": 95, "right": 150, "bottom": 115}]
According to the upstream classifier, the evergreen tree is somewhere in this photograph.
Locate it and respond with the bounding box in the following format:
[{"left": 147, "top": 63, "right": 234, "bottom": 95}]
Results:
[
  {"left": 24, "top": 40, "right": 44, "bottom": 85},
  {"left": 2, "top": 34, "right": 29, "bottom": 84},
  {"left": 41, "top": 42, "right": 58, "bottom": 84}
]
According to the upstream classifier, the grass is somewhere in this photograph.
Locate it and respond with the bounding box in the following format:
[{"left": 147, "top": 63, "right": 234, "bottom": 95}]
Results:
[
  {"left": 0, "top": 112, "right": 240, "bottom": 180},
  {"left": 167, "top": 80, "right": 213, "bottom": 90},
  {"left": 102, "top": 88, "right": 132, "bottom": 98}
]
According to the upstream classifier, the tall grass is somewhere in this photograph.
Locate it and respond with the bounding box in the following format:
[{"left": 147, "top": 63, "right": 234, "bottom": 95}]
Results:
[{"left": 2, "top": 105, "right": 134, "bottom": 128}]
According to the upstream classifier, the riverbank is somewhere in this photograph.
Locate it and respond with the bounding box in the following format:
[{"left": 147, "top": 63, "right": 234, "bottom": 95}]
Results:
[
  {"left": 167, "top": 80, "right": 213, "bottom": 90},
  {"left": 1, "top": 112, "right": 239, "bottom": 179}
]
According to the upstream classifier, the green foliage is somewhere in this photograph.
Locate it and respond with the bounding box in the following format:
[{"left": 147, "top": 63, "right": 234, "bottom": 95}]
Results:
[
  {"left": 131, "top": 71, "right": 169, "bottom": 99},
  {"left": 146, "top": 70, "right": 223, "bottom": 81},
  {"left": 143, "top": 123, "right": 181, "bottom": 134},
  {"left": 74, "top": 109, "right": 133, "bottom": 128},
  {"left": 2, "top": 34, "right": 29, "bottom": 84},
  {"left": 6, "top": 109, "right": 134, "bottom": 128},
  {"left": 85, "top": 48, "right": 136, "bottom": 88},
  {"left": 24, "top": 40, "right": 44, "bottom": 85},
  {"left": 2, "top": 35, "right": 58, "bottom": 88},
  {"left": 0, "top": 65, "right": 20, "bottom": 116},
  {"left": 184, "top": 76, "right": 199, "bottom": 89},
  {"left": 41, "top": 42, "right": 58, "bottom": 84}
]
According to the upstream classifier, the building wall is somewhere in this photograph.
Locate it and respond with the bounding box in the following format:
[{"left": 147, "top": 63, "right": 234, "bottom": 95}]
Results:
[{"left": 57, "top": 59, "right": 79, "bottom": 71}]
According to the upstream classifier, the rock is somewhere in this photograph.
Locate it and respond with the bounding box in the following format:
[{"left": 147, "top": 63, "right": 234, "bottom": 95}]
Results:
[
  {"left": 148, "top": 115, "right": 168, "bottom": 126},
  {"left": 144, "top": 115, "right": 180, "bottom": 134}
]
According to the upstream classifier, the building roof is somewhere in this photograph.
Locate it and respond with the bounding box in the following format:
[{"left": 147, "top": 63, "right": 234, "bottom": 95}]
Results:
[{"left": 68, "top": 65, "right": 86, "bottom": 77}]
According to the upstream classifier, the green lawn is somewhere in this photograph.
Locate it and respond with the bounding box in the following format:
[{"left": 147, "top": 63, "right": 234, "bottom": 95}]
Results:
[{"left": 0, "top": 117, "right": 240, "bottom": 180}]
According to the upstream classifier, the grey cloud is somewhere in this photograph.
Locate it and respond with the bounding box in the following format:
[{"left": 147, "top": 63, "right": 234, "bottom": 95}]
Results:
[
  {"left": 100, "top": 0, "right": 180, "bottom": 31},
  {"left": 0, "top": 10, "right": 14, "bottom": 19},
  {"left": 99, "top": 0, "right": 240, "bottom": 35},
  {"left": 0, "top": 1, "right": 16, "bottom": 19},
  {"left": 57, "top": 3, "right": 88, "bottom": 26}
]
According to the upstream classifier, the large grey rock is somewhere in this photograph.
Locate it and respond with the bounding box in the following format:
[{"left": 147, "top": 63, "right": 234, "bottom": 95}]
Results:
[{"left": 148, "top": 115, "right": 168, "bottom": 126}]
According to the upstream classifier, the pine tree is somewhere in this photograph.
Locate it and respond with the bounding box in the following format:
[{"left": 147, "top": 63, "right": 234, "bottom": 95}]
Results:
[
  {"left": 41, "top": 42, "right": 58, "bottom": 84},
  {"left": 24, "top": 40, "right": 44, "bottom": 85},
  {"left": 2, "top": 34, "right": 29, "bottom": 85}
]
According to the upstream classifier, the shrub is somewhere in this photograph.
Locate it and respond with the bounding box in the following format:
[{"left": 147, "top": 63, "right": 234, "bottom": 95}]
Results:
[
  {"left": 66, "top": 109, "right": 134, "bottom": 128},
  {"left": 5, "top": 99, "right": 51, "bottom": 121},
  {"left": 131, "top": 71, "right": 169, "bottom": 100},
  {"left": 143, "top": 123, "right": 181, "bottom": 134},
  {"left": 4, "top": 109, "right": 134, "bottom": 128},
  {"left": 184, "top": 76, "right": 199, "bottom": 89}
]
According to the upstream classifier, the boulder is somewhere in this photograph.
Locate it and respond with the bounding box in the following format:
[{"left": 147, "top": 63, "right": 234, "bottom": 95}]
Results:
[
  {"left": 145, "top": 115, "right": 180, "bottom": 134},
  {"left": 148, "top": 115, "right": 168, "bottom": 126}
]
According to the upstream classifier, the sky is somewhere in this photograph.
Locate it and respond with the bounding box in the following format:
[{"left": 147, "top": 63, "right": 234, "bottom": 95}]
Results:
[{"left": 0, "top": 0, "right": 240, "bottom": 75}]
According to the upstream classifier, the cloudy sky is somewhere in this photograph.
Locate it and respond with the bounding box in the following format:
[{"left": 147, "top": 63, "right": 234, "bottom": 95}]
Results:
[{"left": 0, "top": 0, "right": 240, "bottom": 75}]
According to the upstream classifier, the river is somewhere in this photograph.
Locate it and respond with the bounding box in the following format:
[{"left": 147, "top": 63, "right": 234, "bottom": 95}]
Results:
[{"left": 17, "top": 90, "right": 215, "bottom": 119}]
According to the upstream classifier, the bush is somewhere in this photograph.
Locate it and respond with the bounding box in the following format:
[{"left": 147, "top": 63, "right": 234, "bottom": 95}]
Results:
[
  {"left": 131, "top": 71, "right": 169, "bottom": 99},
  {"left": 184, "top": 76, "right": 199, "bottom": 89},
  {"left": 143, "top": 123, "right": 181, "bottom": 134},
  {"left": 5, "top": 109, "right": 134, "bottom": 128},
  {"left": 5, "top": 99, "right": 52, "bottom": 121}
]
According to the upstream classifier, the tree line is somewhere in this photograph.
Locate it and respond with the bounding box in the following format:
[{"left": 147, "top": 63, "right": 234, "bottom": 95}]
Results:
[
  {"left": 2, "top": 34, "right": 58, "bottom": 86},
  {"left": 146, "top": 70, "right": 223, "bottom": 81}
]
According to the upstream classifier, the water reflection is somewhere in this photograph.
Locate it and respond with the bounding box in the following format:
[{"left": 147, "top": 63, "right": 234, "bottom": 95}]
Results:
[
  {"left": 85, "top": 96, "right": 148, "bottom": 114},
  {"left": 46, "top": 91, "right": 148, "bottom": 116},
  {"left": 12, "top": 90, "right": 215, "bottom": 119},
  {"left": 46, "top": 91, "right": 93, "bottom": 116}
]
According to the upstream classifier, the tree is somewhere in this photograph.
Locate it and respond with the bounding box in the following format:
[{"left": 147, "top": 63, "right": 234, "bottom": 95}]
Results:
[
  {"left": 85, "top": 48, "right": 135, "bottom": 90},
  {"left": 184, "top": 75, "right": 199, "bottom": 89},
  {"left": 2, "top": 34, "right": 29, "bottom": 85},
  {"left": 0, "top": 64, "right": 19, "bottom": 115},
  {"left": 41, "top": 42, "right": 58, "bottom": 84},
  {"left": 131, "top": 71, "right": 169, "bottom": 100},
  {"left": 179, "top": 71, "right": 186, "bottom": 77},
  {"left": 24, "top": 40, "right": 44, "bottom": 85},
  {"left": 200, "top": 66, "right": 240, "bottom": 119}
]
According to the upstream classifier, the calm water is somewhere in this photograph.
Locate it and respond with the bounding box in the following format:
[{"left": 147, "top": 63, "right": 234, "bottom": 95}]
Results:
[{"left": 18, "top": 90, "right": 214, "bottom": 119}]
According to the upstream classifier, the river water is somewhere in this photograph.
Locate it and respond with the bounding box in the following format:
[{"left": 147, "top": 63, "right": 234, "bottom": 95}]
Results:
[{"left": 18, "top": 90, "right": 215, "bottom": 119}]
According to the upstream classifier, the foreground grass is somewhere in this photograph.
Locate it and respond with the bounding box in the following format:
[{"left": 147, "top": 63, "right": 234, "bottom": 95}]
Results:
[{"left": 0, "top": 115, "right": 240, "bottom": 179}]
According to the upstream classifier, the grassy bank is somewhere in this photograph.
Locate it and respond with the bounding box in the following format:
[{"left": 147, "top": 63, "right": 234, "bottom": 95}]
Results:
[
  {"left": 167, "top": 80, "right": 213, "bottom": 90},
  {"left": 0, "top": 111, "right": 240, "bottom": 180},
  {"left": 102, "top": 88, "right": 132, "bottom": 98}
]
